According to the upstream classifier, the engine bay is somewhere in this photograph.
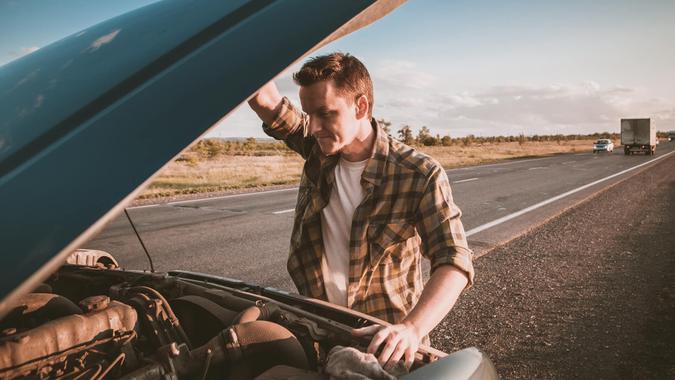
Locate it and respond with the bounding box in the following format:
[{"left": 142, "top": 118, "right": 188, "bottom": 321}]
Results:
[{"left": 0, "top": 265, "right": 439, "bottom": 379}]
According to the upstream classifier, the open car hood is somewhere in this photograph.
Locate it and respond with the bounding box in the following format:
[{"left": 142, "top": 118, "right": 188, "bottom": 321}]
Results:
[{"left": 0, "top": 0, "right": 405, "bottom": 318}]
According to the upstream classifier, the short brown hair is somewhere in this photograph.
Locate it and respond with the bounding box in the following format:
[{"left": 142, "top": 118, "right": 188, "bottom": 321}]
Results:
[{"left": 293, "top": 52, "right": 374, "bottom": 118}]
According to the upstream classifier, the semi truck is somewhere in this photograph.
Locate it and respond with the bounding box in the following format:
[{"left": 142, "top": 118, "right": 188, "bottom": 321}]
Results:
[{"left": 621, "top": 118, "right": 656, "bottom": 155}]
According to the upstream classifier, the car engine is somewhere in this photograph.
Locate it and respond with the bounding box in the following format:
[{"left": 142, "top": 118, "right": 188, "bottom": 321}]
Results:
[{"left": 0, "top": 264, "right": 437, "bottom": 379}]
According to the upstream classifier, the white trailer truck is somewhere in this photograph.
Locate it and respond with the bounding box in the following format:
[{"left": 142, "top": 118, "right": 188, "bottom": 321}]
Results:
[{"left": 621, "top": 118, "right": 656, "bottom": 155}]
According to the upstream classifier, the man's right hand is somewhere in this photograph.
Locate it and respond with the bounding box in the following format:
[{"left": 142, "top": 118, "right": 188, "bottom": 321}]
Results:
[{"left": 248, "top": 80, "right": 283, "bottom": 126}]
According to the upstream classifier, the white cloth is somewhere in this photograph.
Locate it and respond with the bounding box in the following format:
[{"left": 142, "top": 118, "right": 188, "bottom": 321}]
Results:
[
  {"left": 320, "top": 156, "right": 368, "bottom": 306},
  {"left": 325, "top": 346, "right": 407, "bottom": 380}
]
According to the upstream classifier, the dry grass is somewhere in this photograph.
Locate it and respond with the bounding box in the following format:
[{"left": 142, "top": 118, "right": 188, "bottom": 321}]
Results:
[
  {"left": 418, "top": 139, "right": 600, "bottom": 168},
  {"left": 140, "top": 155, "right": 304, "bottom": 199},
  {"left": 139, "top": 139, "right": 607, "bottom": 199}
]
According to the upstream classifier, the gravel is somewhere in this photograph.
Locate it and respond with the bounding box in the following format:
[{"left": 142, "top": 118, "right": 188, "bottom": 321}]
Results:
[{"left": 430, "top": 155, "right": 675, "bottom": 379}]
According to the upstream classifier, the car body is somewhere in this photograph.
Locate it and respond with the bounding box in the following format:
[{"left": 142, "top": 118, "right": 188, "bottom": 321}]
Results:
[
  {"left": 592, "top": 139, "right": 614, "bottom": 153},
  {"left": 0, "top": 1, "right": 496, "bottom": 379}
]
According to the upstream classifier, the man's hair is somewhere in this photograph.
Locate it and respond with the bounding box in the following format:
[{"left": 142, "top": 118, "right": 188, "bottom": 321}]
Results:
[{"left": 293, "top": 52, "right": 374, "bottom": 118}]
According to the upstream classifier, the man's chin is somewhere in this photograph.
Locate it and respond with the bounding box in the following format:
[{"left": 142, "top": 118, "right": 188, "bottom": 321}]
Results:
[{"left": 318, "top": 142, "right": 340, "bottom": 156}]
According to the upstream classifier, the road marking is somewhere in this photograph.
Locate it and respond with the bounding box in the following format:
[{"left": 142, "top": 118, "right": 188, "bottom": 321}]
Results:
[
  {"left": 272, "top": 208, "right": 295, "bottom": 215},
  {"left": 129, "top": 147, "right": 672, "bottom": 211},
  {"left": 446, "top": 156, "right": 556, "bottom": 172},
  {"left": 128, "top": 187, "right": 299, "bottom": 209},
  {"left": 466, "top": 150, "right": 675, "bottom": 237},
  {"left": 454, "top": 177, "right": 479, "bottom": 184},
  {"left": 131, "top": 156, "right": 560, "bottom": 209},
  {"left": 528, "top": 166, "right": 546, "bottom": 170}
]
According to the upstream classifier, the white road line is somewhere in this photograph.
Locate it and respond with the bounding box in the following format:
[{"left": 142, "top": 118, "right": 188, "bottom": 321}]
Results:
[
  {"left": 454, "top": 177, "right": 479, "bottom": 184},
  {"left": 127, "top": 203, "right": 164, "bottom": 210},
  {"left": 528, "top": 166, "right": 546, "bottom": 170},
  {"left": 130, "top": 148, "right": 668, "bottom": 211},
  {"left": 132, "top": 157, "right": 557, "bottom": 209},
  {"left": 446, "top": 156, "right": 556, "bottom": 172},
  {"left": 128, "top": 187, "right": 299, "bottom": 209},
  {"left": 272, "top": 208, "right": 295, "bottom": 215},
  {"left": 466, "top": 150, "right": 675, "bottom": 237}
]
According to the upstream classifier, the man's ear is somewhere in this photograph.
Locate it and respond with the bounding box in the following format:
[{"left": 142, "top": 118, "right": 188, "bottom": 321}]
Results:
[{"left": 355, "top": 94, "right": 369, "bottom": 120}]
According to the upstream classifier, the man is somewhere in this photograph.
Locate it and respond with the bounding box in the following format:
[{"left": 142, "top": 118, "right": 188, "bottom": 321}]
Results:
[{"left": 248, "top": 53, "right": 474, "bottom": 370}]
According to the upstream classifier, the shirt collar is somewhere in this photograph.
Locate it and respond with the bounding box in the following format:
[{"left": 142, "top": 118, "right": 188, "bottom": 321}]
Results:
[
  {"left": 319, "top": 118, "right": 389, "bottom": 191},
  {"left": 361, "top": 118, "right": 389, "bottom": 188}
]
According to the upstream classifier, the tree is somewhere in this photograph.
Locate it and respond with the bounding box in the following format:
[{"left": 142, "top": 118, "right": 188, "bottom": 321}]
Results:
[
  {"left": 397, "top": 125, "right": 414, "bottom": 145},
  {"left": 376, "top": 118, "right": 393, "bottom": 138},
  {"left": 441, "top": 135, "right": 453, "bottom": 146},
  {"left": 243, "top": 137, "right": 257, "bottom": 151},
  {"left": 416, "top": 126, "right": 432, "bottom": 145},
  {"left": 518, "top": 133, "right": 526, "bottom": 146}
]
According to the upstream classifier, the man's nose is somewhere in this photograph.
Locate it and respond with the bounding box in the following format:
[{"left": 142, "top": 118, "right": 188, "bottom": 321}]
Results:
[{"left": 308, "top": 117, "right": 321, "bottom": 136}]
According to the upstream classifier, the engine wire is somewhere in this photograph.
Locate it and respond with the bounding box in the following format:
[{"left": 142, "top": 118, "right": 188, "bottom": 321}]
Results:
[{"left": 93, "top": 352, "right": 125, "bottom": 380}]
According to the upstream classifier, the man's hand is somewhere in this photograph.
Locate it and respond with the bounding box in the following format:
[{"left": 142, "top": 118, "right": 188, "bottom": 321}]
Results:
[
  {"left": 351, "top": 266, "right": 468, "bottom": 371},
  {"left": 352, "top": 322, "right": 420, "bottom": 370},
  {"left": 248, "top": 80, "right": 283, "bottom": 126}
]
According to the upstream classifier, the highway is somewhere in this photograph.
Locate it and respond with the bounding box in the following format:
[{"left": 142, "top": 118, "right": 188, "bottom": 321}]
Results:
[{"left": 86, "top": 142, "right": 675, "bottom": 291}]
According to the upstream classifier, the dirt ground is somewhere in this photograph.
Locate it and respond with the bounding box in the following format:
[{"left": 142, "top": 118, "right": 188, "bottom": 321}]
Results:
[{"left": 431, "top": 156, "right": 675, "bottom": 379}]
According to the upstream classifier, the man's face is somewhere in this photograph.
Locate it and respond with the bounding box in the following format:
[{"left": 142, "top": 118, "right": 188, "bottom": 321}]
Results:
[{"left": 299, "top": 80, "right": 363, "bottom": 156}]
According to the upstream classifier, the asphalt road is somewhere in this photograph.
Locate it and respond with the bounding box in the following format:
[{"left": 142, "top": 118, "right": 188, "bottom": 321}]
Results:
[
  {"left": 433, "top": 145, "right": 675, "bottom": 378},
  {"left": 86, "top": 142, "right": 675, "bottom": 291}
]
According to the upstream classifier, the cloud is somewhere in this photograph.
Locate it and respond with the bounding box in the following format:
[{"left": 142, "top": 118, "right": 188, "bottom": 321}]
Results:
[
  {"left": 375, "top": 81, "right": 675, "bottom": 136},
  {"left": 651, "top": 106, "right": 675, "bottom": 131},
  {"left": 88, "top": 29, "right": 121, "bottom": 51},
  {"left": 206, "top": 61, "right": 675, "bottom": 138},
  {"left": 373, "top": 60, "right": 435, "bottom": 90}
]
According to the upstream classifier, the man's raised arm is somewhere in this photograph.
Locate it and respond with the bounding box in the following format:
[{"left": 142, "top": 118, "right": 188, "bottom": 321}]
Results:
[
  {"left": 248, "top": 81, "right": 283, "bottom": 126},
  {"left": 247, "top": 81, "right": 312, "bottom": 158}
]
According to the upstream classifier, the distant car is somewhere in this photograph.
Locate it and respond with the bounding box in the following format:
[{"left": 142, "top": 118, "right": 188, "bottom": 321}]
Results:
[{"left": 593, "top": 139, "right": 614, "bottom": 153}]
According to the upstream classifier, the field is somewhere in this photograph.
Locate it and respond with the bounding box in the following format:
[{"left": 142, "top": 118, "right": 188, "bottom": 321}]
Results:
[{"left": 138, "top": 138, "right": 609, "bottom": 200}]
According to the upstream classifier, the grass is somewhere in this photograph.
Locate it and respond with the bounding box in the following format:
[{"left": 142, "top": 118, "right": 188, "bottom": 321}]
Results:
[
  {"left": 140, "top": 155, "right": 304, "bottom": 199},
  {"left": 138, "top": 139, "right": 612, "bottom": 200},
  {"left": 418, "top": 139, "right": 597, "bottom": 168}
]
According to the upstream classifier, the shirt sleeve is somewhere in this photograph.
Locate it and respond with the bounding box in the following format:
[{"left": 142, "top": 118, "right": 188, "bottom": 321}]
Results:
[
  {"left": 415, "top": 166, "right": 475, "bottom": 287},
  {"left": 262, "top": 97, "right": 314, "bottom": 159}
]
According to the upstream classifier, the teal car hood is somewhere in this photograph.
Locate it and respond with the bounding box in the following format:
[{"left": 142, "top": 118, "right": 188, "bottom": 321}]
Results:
[{"left": 0, "top": 0, "right": 404, "bottom": 318}]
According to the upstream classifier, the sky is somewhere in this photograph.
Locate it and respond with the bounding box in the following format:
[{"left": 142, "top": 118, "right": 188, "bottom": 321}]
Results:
[{"left": 2, "top": 0, "right": 674, "bottom": 138}]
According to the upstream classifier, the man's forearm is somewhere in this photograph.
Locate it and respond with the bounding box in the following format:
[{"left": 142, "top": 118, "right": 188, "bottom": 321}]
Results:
[
  {"left": 402, "top": 265, "right": 469, "bottom": 338},
  {"left": 248, "top": 81, "right": 283, "bottom": 126}
]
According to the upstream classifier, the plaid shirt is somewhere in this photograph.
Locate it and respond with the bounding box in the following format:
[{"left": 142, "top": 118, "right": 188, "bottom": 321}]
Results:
[{"left": 264, "top": 97, "right": 474, "bottom": 324}]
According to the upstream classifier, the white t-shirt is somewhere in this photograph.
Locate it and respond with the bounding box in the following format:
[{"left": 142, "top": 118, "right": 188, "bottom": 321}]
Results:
[{"left": 320, "top": 156, "right": 368, "bottom": 306}]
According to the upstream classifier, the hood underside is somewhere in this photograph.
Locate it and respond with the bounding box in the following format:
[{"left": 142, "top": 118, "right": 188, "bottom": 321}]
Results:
[{"left": 0, "top": 0, "right": 405, "bottom": 319}]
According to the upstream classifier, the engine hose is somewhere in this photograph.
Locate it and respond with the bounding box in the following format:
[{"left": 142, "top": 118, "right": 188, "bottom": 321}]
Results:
[
  {"left": 119, "top": 321, "right": 308, "bottom": 379},
  {"left": 202, "top": 288, "right": 257, "bottom": 312},
  {"left": 179, "top": 320, "right": 309, "bottom": 377},
  {"left": 232, "top": 303, "right": 281, "bottom": 324},
  {"left": 228, "top": 320, "right": 307, "bottom": 366}
]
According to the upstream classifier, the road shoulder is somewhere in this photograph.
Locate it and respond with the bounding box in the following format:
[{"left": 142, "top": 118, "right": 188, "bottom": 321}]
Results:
[{"left": 433, "top": 154, "right": 675, "bottom": 378}]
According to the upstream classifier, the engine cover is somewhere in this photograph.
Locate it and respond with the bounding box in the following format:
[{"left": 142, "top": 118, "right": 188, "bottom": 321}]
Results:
[{"left": 0, "top": 295, "right": 137, "bottom": 370}]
